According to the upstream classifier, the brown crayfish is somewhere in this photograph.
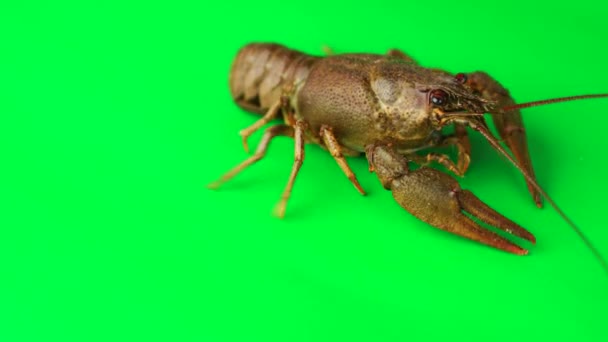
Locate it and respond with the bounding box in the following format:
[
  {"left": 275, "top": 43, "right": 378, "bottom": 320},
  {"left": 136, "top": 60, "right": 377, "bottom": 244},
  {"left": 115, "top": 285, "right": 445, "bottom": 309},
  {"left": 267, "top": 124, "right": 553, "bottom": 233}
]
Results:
[{"left": 208, "top": 43, "right": 608, "bottom": 269}]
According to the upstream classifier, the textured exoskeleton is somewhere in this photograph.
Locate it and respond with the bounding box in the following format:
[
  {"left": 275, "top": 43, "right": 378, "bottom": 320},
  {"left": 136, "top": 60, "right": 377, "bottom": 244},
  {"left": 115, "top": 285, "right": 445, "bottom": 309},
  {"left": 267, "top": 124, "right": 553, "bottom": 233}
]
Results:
[{"left": 207, "top": 43, "right": 587, "bottom": 255}]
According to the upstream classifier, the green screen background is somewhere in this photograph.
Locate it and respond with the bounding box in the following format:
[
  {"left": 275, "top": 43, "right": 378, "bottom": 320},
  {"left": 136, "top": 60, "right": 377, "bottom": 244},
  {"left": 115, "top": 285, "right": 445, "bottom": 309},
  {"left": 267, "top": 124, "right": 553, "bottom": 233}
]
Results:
[{"left": 2, "top": 1, "right": 607, "bottom": 341}]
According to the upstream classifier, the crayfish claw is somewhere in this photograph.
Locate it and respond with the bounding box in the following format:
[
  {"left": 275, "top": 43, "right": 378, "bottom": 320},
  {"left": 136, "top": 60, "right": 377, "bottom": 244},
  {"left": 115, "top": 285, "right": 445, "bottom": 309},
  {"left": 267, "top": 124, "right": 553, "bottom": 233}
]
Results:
[{"left": 366, "top": 145, "right": 534, "bottom": 255}]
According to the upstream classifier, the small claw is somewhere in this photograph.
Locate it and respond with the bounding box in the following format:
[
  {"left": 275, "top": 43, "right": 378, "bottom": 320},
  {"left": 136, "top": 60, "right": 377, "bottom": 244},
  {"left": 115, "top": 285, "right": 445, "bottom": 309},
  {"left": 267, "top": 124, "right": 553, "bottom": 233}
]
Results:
[
  {"left": 457, "top": 153, "right": 471, "bottom": 177},
  {"left": 367, "top": 145, "right": 534, "bottom": 254},
  {"left": 465, "top": 71, "right": 542, "bottom": 207},
  {"left": 499, "top": 124, "right": 542, "bottom": 208}
]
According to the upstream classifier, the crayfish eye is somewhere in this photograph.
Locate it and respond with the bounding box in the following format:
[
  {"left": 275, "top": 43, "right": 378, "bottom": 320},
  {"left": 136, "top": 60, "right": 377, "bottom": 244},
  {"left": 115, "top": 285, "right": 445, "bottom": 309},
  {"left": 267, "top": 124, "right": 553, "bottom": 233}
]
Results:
[
  {"left": 455, "top": 73, "right": 467, "bottom": 84},
  {"left": 430, "top": 89, "right": 448, "bottom": 106}
]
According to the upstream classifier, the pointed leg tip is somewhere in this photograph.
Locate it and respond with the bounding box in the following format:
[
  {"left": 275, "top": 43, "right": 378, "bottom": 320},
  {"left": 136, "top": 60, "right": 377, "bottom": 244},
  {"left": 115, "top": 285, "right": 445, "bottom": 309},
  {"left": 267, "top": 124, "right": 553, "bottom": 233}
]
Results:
[
  {"left": 515, "top": 248, "right": 529, "bottom": 256},
  {"left": 505, "top": 245, "right": 528, "bottom": 255},
  {"left": 239, "top": 132, "right": 250, "bottom": 154},
  {"left": 206, "top": 181, "right": 221, "bottom": 190},
  {"left": 242, "top": 141, "right": 250, "bottom": 154},
  {"left": 355, "top": 184, "right": 367, "bottom": 196},
  {"left": 516, "top": 231, "right": 536, "bottom": 244},
  {"left": 529, "top": 186, "right": 543, "bottom": 208},
  {"left": 273, "top": 202, "right": 287, "bottom": 219}
]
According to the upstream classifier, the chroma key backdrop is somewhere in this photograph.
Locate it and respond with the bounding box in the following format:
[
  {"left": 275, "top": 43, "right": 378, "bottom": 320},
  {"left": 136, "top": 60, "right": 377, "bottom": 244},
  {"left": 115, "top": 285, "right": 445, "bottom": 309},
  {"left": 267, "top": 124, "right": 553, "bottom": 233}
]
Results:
[{"left": 1, "top": 1, "right": 607, "bottom": 341}]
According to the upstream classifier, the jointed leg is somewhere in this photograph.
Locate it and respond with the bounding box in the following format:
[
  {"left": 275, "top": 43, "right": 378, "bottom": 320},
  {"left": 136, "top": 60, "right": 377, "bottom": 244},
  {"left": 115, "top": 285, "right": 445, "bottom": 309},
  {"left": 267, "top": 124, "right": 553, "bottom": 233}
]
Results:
[
  {"left": 319, "top": 125, "right": 366, "bottom": 195},
  {"left": 453, "top": 123, "right": 471, "bottom": 173},
  {"left": 439, "top": 123, "right": 471, "bottom": 175},
  {"left": 207, "top": 124, "right": 293, "bottom": 189},
  {"left": 274, "top": 120, "right": 307, "bottom": 218},
  {"left": 399, "top": 125, "right": 470, "bottom": 177},
  {"left": 409, "top": 153, "right": 464, "bottom": 177},
  {"left": 239, "top": 100, "right": 282, "bottom": 153}
]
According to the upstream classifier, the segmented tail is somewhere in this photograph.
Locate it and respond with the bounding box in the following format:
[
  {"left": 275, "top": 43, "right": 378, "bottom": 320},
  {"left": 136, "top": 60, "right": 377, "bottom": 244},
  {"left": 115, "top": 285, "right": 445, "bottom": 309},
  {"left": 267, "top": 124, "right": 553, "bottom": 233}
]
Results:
[{"left": 229, "top": 43, "right": 320, "bottom": 114}]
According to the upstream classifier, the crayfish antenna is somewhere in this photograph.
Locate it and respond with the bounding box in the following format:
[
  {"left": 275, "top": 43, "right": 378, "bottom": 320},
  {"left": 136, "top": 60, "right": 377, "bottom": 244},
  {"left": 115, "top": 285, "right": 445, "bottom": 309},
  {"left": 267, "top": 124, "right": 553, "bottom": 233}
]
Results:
[
  {"left": 465, "top": 118, "right": 608, "bottom": 275},
  {"left": 502, "top": 93, "right": 608, "bottom": 111}
]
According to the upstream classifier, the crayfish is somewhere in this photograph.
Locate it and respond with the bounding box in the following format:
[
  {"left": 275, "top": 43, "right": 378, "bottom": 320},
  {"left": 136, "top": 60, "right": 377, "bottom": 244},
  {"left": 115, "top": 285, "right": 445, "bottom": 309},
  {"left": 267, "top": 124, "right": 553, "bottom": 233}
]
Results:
[{"left": 208, "top": 43, "right": 608, "bottom": 269}]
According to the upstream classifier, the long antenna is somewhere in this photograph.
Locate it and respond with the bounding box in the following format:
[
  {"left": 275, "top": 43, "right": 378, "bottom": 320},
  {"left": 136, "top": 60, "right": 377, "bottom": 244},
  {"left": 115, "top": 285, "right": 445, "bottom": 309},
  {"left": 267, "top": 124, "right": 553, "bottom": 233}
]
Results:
[{"left": 503, "top": 94, "right": 608, "bottom": 111}]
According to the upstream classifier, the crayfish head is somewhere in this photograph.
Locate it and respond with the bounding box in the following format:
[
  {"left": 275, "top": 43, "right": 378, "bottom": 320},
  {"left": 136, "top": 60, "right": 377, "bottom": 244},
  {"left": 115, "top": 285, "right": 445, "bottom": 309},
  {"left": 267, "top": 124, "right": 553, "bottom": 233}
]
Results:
[{"left": 422, "top": 72, "right": 497, "bottom": 129}]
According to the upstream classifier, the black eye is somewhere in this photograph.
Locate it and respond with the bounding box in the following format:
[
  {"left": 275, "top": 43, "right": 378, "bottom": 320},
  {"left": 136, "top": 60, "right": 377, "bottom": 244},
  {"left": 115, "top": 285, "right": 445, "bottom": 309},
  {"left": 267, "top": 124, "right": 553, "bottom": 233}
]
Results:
[
  {"left": 455, "top": 73, "right": 467, "bottom": 84},
  {"left": 430, "top": 89, "right": 448, "bottom": 106}
]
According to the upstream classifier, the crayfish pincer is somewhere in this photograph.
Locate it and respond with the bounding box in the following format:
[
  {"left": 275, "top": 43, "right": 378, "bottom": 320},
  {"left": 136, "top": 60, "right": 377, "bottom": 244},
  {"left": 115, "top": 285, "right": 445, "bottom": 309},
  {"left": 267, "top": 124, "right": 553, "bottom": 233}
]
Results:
[
  {"left": 366, "top": 145, "right": 535, "bottom": 255},
  {"left": 208, "top": 43, "right": 608, "bottom": 269}
]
